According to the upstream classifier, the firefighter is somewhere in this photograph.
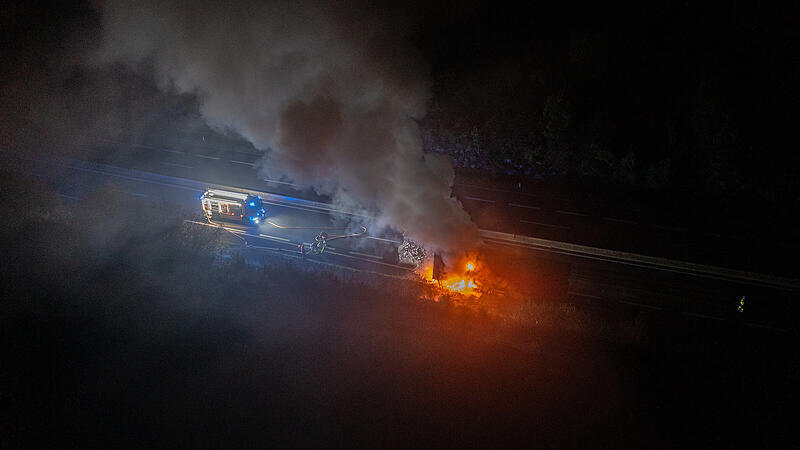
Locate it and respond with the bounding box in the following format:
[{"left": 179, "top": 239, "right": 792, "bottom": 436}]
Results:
[{"left": 312, "top": 231, "right": 328, "bottom": 254}]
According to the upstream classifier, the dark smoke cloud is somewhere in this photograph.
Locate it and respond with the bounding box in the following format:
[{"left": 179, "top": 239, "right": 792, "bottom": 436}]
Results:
[{"left": 95, "top": 0, "right": 477, "bottom": 256}]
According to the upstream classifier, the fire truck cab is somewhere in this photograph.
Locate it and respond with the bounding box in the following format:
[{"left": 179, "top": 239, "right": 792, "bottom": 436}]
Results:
[{"left": 200, "top": 189, "right": 266, "bottom": 225}]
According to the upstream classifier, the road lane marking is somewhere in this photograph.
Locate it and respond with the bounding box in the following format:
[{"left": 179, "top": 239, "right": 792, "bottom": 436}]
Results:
[
  {"left": 259, "top": 199, "right": 371, "bottom": 219},
  {"left": 349, "top": 251, "right": 384, "bottom": 260},
  {"left": 681, "top": 311, "right": 724, "bottom": 321},
  {"left": 163, "top": 149, "right": 185, "bottom": 154},
  {"left": 520, "top": 219, "right": 569, "bottom": 230},
  {"left": 130, "top": 192, "right": 148, "bottom": 198},
  {"left": 479, "top": 234, "right": 800, "bottom": 291},
  {"left": 162, "top": 162, "right": 194, "bottom": 169},
  {"left": 195, "top": 154, "right": 220, "bottom": 160},
  {"left": 259, "top": 233, "right": 290, "bottom": 242},
  {"left": 263, "top": 178, "right": 305, "bottom": 188},
  {"left": 67, "top": 164, "right": 199, "bottom": 192},
  {"left": 619, "top": 300, "right": 663, "bottom": 310},
  {"left": 293, "top": 253, "right": 414, "bottom": 280},
  {"left": 58, "top": 193, "right": 80, "bottom": 200},
  {"left": 463, "top": 196, "right": 495, "bottom": 203},
  {"left": 603, "top": 217, "right": 636, "bottom": 224},
  {"left": 261, "top": 199, "right": 353, "bottom": 216},
  {"left": 230, "top": 160, "right": 254, "bottom": 166},
  {"left": 509, "top": 203, "right": 541, "bottom": 210},
  {"left": 556, "top": 210, "right": 587, "bottom": 217},
  {"left": 324, "top": 249, "right": 411, "bottom": 270},
  {"left": 246, "top": 244, "right": 283, "bottom": 251}
]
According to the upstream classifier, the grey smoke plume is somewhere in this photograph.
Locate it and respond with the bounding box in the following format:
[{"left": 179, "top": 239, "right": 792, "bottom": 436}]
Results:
[{"left": 95, "top": 0, "right": 477, "bottom": 256}]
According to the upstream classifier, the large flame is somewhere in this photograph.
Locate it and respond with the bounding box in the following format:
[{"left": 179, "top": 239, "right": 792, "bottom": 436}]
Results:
[{"left": 422, "top": 258, "right": 482, "bottom": 297}]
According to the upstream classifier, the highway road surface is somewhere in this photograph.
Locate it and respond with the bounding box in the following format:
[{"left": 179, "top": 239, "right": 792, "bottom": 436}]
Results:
[
  {"left": 73, "top": 138, "right": 797, "bottom": 279},
  {"left": 19, "top": 155, "right": 799, "bottom": 333}
]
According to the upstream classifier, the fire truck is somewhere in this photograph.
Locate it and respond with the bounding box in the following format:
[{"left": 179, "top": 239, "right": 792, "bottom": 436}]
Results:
[{"left": 200, "top": 189, "right": 266, "bottom": 225}]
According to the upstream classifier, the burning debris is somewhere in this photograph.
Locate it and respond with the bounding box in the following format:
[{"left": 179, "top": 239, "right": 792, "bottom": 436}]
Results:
[
  {"left": 400, "top": 240, "right": 486, "bottom": 297},
  {"left": 424, "top": 252, "right": 482, "bottom": 297}
]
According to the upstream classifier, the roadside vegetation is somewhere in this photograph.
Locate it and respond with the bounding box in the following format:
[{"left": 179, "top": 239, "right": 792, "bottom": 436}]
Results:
[{"left": 1, "top": 170, "right": 795, "bottom": 447}]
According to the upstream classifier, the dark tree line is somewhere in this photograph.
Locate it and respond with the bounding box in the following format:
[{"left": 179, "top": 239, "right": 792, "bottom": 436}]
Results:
[{"left": 417, "top": 1, "right": 799, "bottom": 212}]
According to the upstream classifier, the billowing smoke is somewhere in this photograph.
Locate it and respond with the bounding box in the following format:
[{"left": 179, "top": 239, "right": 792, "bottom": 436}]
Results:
[{"left": 94, "top": 0, "right": 477, "bottom": 256}]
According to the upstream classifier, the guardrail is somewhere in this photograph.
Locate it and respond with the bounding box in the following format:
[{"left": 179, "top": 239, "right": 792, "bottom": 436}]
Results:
[{"left": 479, "top": 229, "right": 800, "bottom": 291}]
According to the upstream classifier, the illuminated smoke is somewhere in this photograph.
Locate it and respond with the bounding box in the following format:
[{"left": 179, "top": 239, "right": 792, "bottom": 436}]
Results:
[{"left": 94, "top": 0, "right": 477, "bottom": 257}]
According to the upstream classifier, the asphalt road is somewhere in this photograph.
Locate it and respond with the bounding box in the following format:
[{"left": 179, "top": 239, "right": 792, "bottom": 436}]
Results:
[
  {"left": 21, "top": 155, "right": 799, "bottom": 333},
  {"left": 76, "top": 138, "right": 796, "bottom": 278}
]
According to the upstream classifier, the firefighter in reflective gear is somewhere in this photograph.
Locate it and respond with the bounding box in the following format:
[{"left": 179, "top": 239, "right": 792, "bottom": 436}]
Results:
[{"left": 310, "top": 231, "right": 328, "bottom": 254}]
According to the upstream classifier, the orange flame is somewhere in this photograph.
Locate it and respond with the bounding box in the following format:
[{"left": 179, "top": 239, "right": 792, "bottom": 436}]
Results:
[{"left": 422, "top": 260, "right": 482, "bottom": 297}]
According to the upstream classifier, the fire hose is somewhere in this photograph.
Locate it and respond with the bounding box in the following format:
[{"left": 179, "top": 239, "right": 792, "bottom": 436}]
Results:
[{"left": 266, "top": 220, "right": 367, "bottom": 241}]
